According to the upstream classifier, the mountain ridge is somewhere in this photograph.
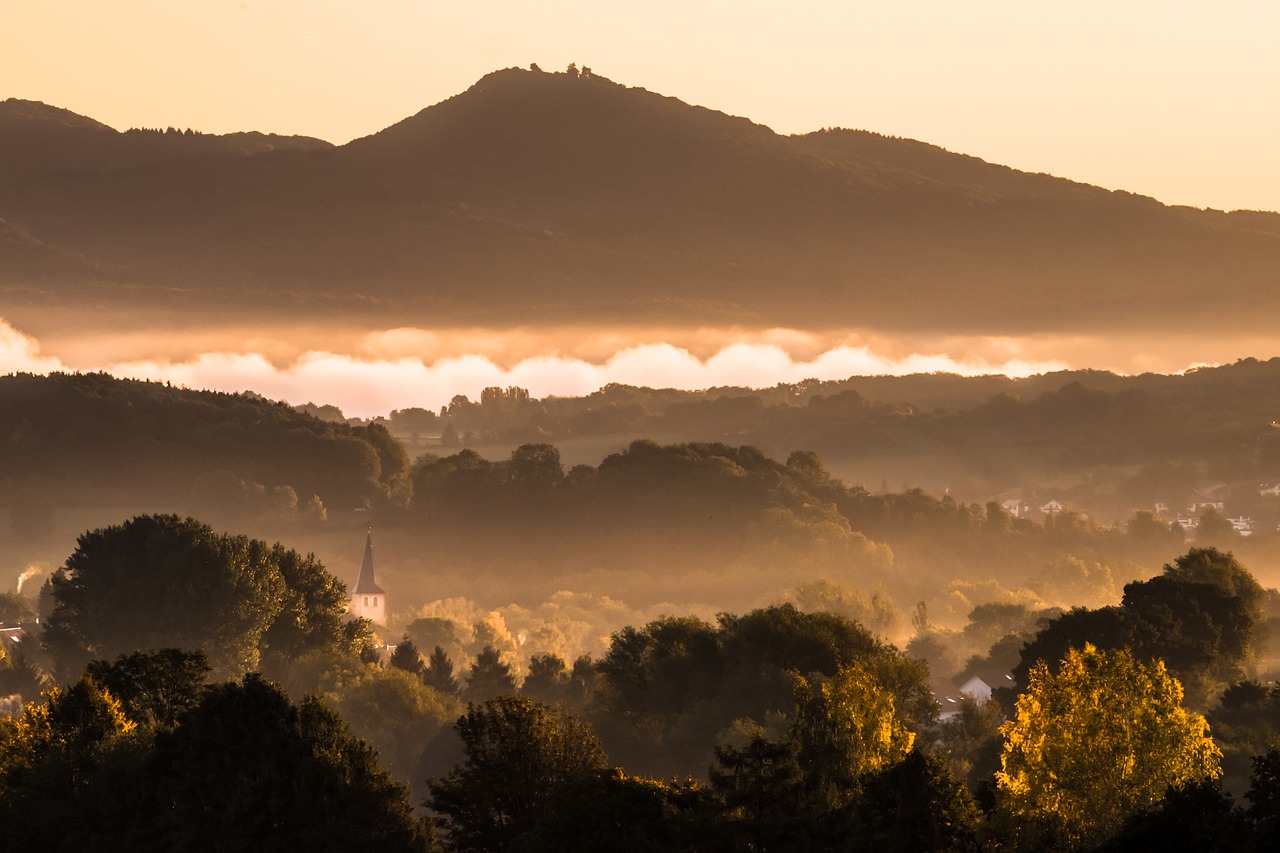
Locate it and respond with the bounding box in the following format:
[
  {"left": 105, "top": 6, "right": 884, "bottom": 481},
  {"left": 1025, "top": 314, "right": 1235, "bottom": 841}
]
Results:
[{"left": 1, "top": 67, "right": 1277, "bottom": 335}]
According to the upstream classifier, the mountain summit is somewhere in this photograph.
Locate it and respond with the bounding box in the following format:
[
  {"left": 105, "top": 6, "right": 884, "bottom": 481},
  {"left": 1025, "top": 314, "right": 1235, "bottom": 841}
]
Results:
[{"left": 1, "top": 67, "right": 1278, "bottom": 334}]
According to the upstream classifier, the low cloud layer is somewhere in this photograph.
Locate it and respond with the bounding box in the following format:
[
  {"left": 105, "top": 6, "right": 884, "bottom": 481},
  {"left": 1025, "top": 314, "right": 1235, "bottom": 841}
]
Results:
[
  {"left": 0, "top": 316, "right": 1080, "bottom": 418},
  {"left": 10, "top": 315, "right": 1272, "bottom": 421}
]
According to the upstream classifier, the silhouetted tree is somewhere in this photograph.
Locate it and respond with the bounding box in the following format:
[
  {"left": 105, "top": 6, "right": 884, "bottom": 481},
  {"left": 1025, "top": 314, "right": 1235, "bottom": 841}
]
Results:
[
  {"left": 853, "top": 749, "right": 983, "bottom": 852},
  {"left": 465, "top": 646, "right": 516, "bottom": 702},
  {"left": 390, "top": 636, "right": 425, "bottom": 677},
  {"left": 43, "top": 515, "right": 368, "bottom": 681},
  {"left": 84, "top": 648, "right": 210, "bottom": 729},
  {"left": 424, "top": 645, "right": 462, "bottom": 698},
  {"left": 1100, "top": 779, "right": 1248, "bottom": 853},
  {"left": 428, "top": 695, "right": 607, "bottom": 851},
  {"left": 522, "top": 653, "right": 570, "bottom": 704},
  {"left": 151, "top": 674, "right": 435, "bottom": 851}
]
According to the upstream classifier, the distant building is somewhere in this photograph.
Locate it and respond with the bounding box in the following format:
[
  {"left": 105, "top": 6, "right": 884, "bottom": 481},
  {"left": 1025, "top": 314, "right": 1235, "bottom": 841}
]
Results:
[
  {"left": 1001, "top": 499, "right": 1033, "bottom": 519},
  {"left": 1259, "top": 483, "right": 1280, "bottom": 498},
  {"left": 1040, "top": 499, "right": 1064, "bottom": 515},
  {"left": 348, "top": 531, "right": 386, "bottom": 625},
  {"left": 1228, "top": 516, "right": 1255, "bottom": 536},
  {"left": 959, "top": 676, "right": 993, "bottom": 702}
]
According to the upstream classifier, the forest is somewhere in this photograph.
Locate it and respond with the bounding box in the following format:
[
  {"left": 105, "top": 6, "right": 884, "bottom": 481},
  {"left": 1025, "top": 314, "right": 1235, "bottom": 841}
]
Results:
[
  {"left": 2, "top": 514, "right": 1279, "bottom": 850},
  {"left": 3, "top": 371, "right": 1280, "bottom": 848}
]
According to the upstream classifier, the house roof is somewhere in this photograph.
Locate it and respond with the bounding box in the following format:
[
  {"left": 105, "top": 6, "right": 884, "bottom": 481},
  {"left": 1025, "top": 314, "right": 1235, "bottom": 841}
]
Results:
[{"left": 353, "top": 532, "right": 385, "bottom": 595}]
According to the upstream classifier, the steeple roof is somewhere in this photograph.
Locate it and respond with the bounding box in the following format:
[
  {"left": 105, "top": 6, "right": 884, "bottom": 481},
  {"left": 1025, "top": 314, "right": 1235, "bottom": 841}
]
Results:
[{"left": 353, "top": 531, "right": 384, "bottom": 595}]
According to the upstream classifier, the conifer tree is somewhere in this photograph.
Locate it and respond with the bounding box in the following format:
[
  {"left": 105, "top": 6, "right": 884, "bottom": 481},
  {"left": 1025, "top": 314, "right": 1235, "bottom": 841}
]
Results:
[
  {"left": 423, "top": 645, "right": 461, "bottom": 698},
  {"left": 389, "top": 636, "right": 424, "bottom": 677}
]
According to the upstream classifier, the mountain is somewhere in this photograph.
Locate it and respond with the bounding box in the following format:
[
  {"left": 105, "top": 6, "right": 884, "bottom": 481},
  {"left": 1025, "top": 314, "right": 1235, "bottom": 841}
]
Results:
[{"left": 1, "top": 69, "right": 1278, "bottom": 334}]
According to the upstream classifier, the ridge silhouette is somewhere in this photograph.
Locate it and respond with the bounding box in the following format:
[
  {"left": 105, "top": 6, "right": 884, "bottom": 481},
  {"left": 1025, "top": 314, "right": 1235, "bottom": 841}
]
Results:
[{"left": 1, "top": 68, "right": 1277, "bottom": 334}]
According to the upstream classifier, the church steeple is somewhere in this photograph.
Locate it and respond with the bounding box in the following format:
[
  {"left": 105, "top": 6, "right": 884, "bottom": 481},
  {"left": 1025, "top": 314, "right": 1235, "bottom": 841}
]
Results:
[
  {"left": 353, "top": 531, "right": 384, "bottom": 595},
  {"left": 349, "top": 529, "right": 386, "bottom": 625}
]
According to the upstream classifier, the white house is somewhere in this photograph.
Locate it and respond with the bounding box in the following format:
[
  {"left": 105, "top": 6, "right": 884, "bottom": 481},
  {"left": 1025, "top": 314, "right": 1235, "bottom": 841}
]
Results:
[
  {"left": 958, "top": 676, "right": 993, "bottom": 702},
  {"left": 1229, "top": 516, "right": 1255, "bottom": 536},
  {"left": 1001, "top": 499, "right": 1031, "bottom": 519}
]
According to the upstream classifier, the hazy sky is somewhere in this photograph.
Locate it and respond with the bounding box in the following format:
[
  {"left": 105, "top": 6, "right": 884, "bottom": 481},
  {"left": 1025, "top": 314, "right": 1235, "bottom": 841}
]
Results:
[{"left": 4, "top": 1, "right": 1278, "bottom": 213}]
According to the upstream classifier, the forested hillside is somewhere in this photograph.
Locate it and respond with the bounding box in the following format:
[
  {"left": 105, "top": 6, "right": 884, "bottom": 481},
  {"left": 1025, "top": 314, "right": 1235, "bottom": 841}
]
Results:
[
  {"left": 0, "top": 371, "right": 407, "bottom": 520},
  {"left": 5, "top": 369, "right": 1280, "bottom": 627},
  {"left": 395, "top": 358, "right": 1280, "bottom": 527},
  {"left": 3, "top": 68, "right": 1279, "bottom": 334}
]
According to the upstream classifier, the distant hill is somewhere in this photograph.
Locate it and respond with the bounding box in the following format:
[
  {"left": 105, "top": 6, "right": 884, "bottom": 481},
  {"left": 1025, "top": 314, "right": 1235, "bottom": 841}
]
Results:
[
  {"left": 0, "top": 372, "right": 406, "bottom": 515},
  {"left": 1, "top": 69, "right": 1278, "bottom": 333}
]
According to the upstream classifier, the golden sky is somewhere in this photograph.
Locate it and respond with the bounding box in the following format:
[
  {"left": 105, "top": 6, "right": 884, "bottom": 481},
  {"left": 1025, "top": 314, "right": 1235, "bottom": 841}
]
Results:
[{"left": 4, "top": 1, "right": 1278, "bottom": 213}]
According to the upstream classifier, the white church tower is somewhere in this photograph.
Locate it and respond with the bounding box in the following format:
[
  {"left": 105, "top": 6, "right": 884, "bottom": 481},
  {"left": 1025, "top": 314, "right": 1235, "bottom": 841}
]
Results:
[{"left": 348, "top": 530, "right": 386, "bottom": 625}]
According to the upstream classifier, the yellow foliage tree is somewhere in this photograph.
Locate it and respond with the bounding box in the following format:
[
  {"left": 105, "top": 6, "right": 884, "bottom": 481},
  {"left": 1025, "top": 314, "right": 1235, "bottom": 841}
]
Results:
[
  {"left": 792, "top": 661, "right": 915, "bottom": 810},
  {"left": 996, "top": 643, "right": 1221, "bottom": 849}
]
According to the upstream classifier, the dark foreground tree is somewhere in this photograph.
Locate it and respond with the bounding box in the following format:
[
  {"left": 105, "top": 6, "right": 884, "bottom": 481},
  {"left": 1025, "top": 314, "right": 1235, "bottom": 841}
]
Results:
[
  {"left": 152, "top": 674, "right": 435, "bottom": 852},
  {"left": 1248, "top": 747, "right": 1280, "bottom": 840},
  {"left": 1011, "top": 548, "right": 1265, "bottom": 710},
  {"left": 0, "top": 672, "right": 435, "bottom": 852},
  {"left": 428, "top": 695, "right": 608, "bottom": 851},
  {"left": 518, "top": 769, "right": 709, "bottom": 853},
  {"left": 852, "top": 749, "right": 983, "bottom": 852},
  {"left": 589, "top": 604, "right": 935, "bottom": 779},
  {"left": 83, "top": 648, "right": 210, "bottom": 729},
  {"left": 1099, "top": 780, "right": 1250, "bottom": 853},
  {"left": 42, "top": 514, "right": 368, "bottom": 680}
]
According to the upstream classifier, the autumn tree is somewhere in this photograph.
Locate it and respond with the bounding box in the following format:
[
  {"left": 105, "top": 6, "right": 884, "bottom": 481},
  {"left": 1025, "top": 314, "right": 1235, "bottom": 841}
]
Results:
[
  {"left": 996, "top": 644, "right": 1222, "bottom": 849},
  {"left": 791, "top": 661, "right": 916, "bottom": 812}
]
